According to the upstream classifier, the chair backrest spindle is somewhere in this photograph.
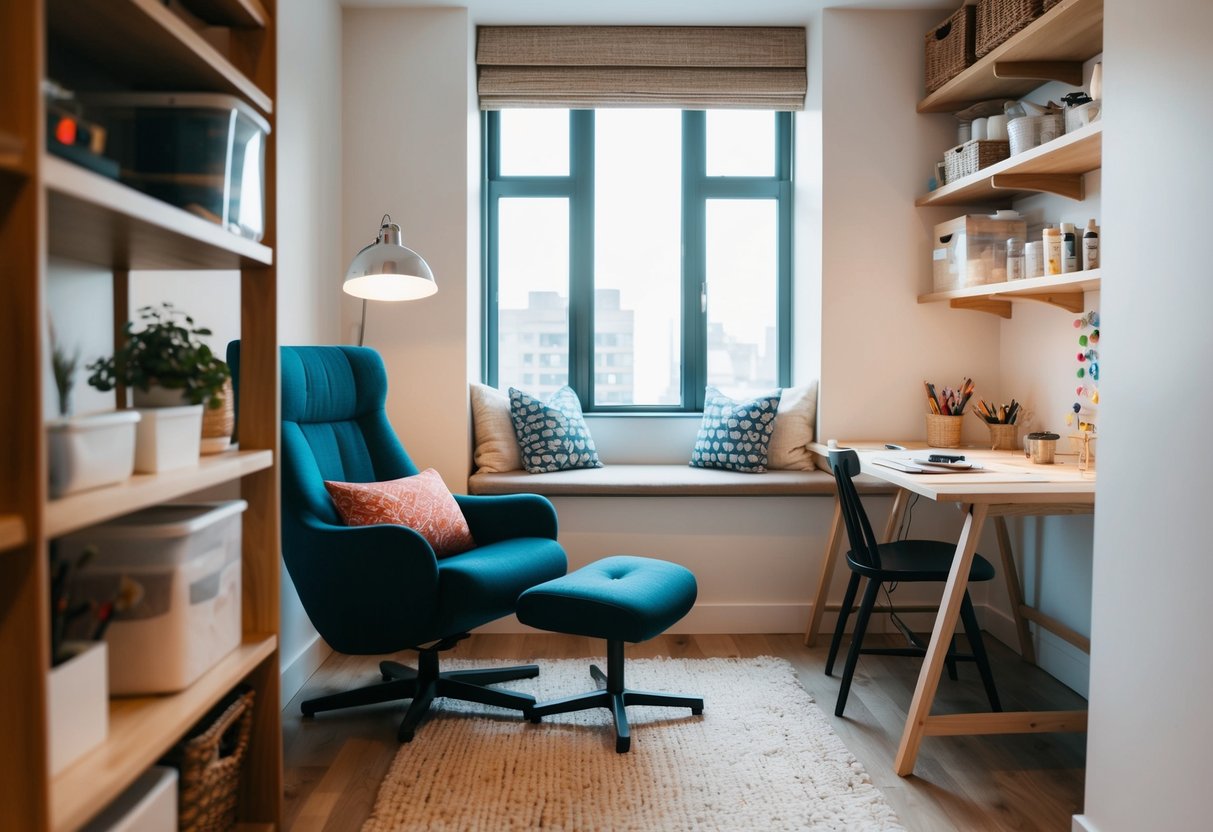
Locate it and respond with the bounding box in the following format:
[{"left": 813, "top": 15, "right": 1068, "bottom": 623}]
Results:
[{"left": 828, "top": 449, "right": 884, "bottom": 570}]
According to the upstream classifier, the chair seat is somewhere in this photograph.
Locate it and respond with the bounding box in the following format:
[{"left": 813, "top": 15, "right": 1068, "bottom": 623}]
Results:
[
  {"left": 435, "top": 537, "right": 568, "bottom": 635},
  {"left": 849, "top": 539, "right": 997, "bottom": 582}
]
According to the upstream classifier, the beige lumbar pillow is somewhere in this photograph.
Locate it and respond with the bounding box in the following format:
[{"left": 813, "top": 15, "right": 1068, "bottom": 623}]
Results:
[
  {"left": 767, "top": 381, "right": 819, "bottom": 471},
  {"left": 470, "top": 383, "right": 523, "bottom": 473}
]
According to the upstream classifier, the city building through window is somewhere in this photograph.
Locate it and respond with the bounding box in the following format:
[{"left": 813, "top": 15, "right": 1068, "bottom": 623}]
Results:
[{"left": 484, "top": 109, "right": 792, "bottom": 411}]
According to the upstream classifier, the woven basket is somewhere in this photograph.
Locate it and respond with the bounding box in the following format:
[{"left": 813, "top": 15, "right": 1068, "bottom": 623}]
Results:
[
  {"left": 1043, "top": 0, "right": 1063, "bottom": 10},
  {"left": 987, "top": 422, "right": 1019, "bottom": 451},
  {"left": 164, "top": 689, "right": 255, "bottom": 832},
  {"left": 201, "top": 377, "right": 235, "bottom": 453},
  {"left": 944, "top": 139, "right": 1010, "bottom": 183},
  {"left": 1008, "top": 113, "right": 1064, "bottom": 155},
  {"left": 926, "top": 414, "right": 964, "bottom": 449},
  {"left": 924, "top": 5, "right": 976, "bottom": 94},
  {"left": 976, "top": 0, "right": 1043, "bottom": 58}
]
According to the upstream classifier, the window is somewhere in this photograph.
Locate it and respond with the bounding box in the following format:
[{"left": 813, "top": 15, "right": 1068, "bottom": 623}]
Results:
[{"left": 485, "top": 109, "right": 791, "bottom": 411}]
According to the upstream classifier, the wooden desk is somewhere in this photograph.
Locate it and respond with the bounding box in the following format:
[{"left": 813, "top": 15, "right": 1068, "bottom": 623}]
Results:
[{"left": 804, "top": 441, "right": 1095, "bottom": 776}]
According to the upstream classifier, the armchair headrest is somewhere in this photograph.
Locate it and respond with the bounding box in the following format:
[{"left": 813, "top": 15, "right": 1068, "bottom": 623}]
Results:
[{"left": 280, "top": 345, "right": 389, "bottom": 425}]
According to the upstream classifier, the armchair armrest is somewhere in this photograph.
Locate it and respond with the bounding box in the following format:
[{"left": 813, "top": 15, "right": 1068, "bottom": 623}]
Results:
[
  {"left": 286, "top": 516, "right": 443, "bottom": 654},
  {"left": 455, "top": 493, "right": 559, "bottom": 546}
]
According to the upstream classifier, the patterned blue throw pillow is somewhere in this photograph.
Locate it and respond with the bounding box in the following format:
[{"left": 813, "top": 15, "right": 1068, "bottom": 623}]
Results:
[
  {"left": 690, "top": 387, "right": 782, "bottom": 473},
  {"left": 509, "top": 386, "right": 603, "bottom": 473}
]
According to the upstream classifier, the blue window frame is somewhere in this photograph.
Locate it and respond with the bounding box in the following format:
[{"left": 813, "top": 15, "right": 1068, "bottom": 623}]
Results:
[{"left": 484, "top": 109, "right": 792, "bottom": 412}]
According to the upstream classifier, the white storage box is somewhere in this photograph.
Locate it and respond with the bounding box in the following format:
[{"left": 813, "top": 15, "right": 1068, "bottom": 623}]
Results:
[
  {"left": 82, "top": 766, "right": 177, "bottom": 832},
  {"left": 60, "top": 501, "right": 246, "bottom": 694},
  {"left": 48, "top": 411, "right": 141, "bottom": 497},
  {"left": 933, "top": 212, "right": 1027, "bottom": 290},
  {"left": 134, "top": 405, "right": 202, "bottom": 473},
  {"left": 48, "top": 641, "right": 109, "bottom": 775}
]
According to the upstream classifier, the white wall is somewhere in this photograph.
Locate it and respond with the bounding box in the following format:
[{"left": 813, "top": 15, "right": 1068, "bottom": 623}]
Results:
[
  {"left": 1078, "top": 1, "right": 1213, "bottom": 829},
  {"left": 342, "top": 6, "right": 474, "bottom": 487}
]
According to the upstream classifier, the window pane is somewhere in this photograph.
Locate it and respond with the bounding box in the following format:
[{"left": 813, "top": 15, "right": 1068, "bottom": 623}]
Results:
[
  {"left": 497, "top": 198, "right": 569, "bottom": 397},
  {"left": 594, "top": 110, "right": 682, "bottom": 406},
  {"left": 499, "top": 110, "right": 569, "bottom": 176},
  {"left": 706, "top": 111, "right": 775, "bottom": 176},
  {"left": 705, "top": 199, "right": 778, "bottom": 400}
]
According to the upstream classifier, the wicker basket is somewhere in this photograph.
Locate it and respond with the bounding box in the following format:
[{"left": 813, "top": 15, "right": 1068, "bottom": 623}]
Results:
[
  {"left": 976, "top": 0, "right": 1043, "bottom": 58},
  {"left": 926, "top": 414, "right": 964, "bottom": 449},
  {"left": 986, "top": 422, "right": 1019, "bottom": 451},
  {"left": 924, "top": 5, "right": 976, "bottom": 94},
  {"left": 944, "top": 139, "right": 1010, "bottom": 183},
  {"left": 164, "top": 688, "right": 255, "bottom": 832},
  {"left": 201, "top": 377, "right": 235, "bottom": 453},
  {"left": 1043, "top": 0, "right": 1063, "bottom": 10}
]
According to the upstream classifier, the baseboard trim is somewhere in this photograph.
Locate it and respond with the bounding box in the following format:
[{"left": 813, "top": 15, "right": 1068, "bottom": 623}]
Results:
[
  {"left": 1072, "top": 814, "right": 1099, "bottom": 832},
  {"left": 280, "top": 633, "right": 332, "bottom": 708}
]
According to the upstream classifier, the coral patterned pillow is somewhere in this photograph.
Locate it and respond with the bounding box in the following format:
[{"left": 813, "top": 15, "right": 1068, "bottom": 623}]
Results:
[{"left": 324, "top": 469, "right": 475, "bottom": 557}]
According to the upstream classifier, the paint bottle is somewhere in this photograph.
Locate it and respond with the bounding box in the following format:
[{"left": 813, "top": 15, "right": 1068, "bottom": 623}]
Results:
[
  {"left": 1060, "top": 222, "right": 1078, "bottom": 273},
  {"left": 1083, "top": 219, "right": 1100, "bottom": 270},
  {"left": 1043, "top": 226, "right": 1063, "bottom": 275}
]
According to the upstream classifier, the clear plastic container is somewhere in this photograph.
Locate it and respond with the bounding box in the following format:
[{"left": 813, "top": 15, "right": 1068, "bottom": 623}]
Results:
[
  {"left": 932, "top": 212, "right": 1027, "bottom": 289},
  {"left": 83, "top": 93, "right": 271, "bottom": 241}
]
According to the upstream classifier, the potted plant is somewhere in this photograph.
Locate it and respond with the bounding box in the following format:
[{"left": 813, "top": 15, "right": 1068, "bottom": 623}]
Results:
[
  {"left": 46, "top": 320, "right": 141, "bottom": 497},
  {"left": 88, "top": 303, "right": 231, "bottom": 472}
]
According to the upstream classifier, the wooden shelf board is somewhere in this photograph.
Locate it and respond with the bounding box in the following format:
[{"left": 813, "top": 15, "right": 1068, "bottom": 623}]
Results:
[
  {"left": 917, "top": 122, "right": 1101, "bottom": 207},
  {"left": 180, "top": 0, "right": 269, "bottom": 28},
  {"left": 45, "top": 448, "right": 272, "bottom": 538},
  {"left": 51, "top": 635, "right": 277, "bottom": 832},
  {"left": 920, "top": 269, "right": 1101, "bottom": 305},
  {"left": 47, "top": 0, "right": 272, "bottom": 114},
  {"left": 44, "top": 154, "right": 273, "bottom": 270},
  {"left": 919, "top": 0, "right": 1104, "bottom": 113},
  {"left": 0, "top": 515, "right": 27, "bottom": 552}
]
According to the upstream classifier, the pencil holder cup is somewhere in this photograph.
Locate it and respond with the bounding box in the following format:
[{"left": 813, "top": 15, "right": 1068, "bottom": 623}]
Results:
[
  {"left": 987, "top": 422, "right": 1018, "bottom": 451},
  {"left": 926, "top": 414, "right": 963, "bottom": 448}
]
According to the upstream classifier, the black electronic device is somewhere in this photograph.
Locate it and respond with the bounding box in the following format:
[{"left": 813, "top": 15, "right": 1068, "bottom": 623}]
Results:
[{"left": 928, "top": 453, "right": 965, "bottom": 463}]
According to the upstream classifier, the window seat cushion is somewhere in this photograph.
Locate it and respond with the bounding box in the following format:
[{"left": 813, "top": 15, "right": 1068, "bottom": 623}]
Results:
[{"left": 467, "top": 463, "right": 893, "bottom": 497}]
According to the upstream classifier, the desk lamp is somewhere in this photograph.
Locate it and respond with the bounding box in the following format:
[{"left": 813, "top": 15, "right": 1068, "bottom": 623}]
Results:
[{"left": 343, "top": 214, "right": 436, "bottom": 345}]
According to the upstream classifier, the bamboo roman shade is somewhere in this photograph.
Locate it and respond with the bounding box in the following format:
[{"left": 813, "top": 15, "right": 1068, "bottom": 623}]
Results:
[{"left": 476, "top": 26, "right": 806, "bottom": 111}]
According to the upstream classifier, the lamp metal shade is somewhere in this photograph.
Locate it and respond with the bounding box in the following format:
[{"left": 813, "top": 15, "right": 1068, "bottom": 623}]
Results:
[{"left": 343, "top": 220, "right": 437, "bottom": 301}]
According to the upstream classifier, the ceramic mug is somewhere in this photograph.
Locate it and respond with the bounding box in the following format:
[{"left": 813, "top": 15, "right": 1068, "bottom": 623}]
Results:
[
  {"left": 971, "top": 117, "right": 988, "bottom": 141},
  {"left": 987, "top": 115, "right": 1008, "bottom": 141}
]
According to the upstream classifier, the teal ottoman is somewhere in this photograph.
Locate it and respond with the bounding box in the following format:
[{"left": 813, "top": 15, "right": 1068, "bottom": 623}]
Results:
[{"left": 516, "top": 555, "right": 704, "bottom": 752}]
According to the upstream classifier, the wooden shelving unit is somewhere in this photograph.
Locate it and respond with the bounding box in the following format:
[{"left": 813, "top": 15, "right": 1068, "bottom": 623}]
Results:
[
  {"left": 918, "top": 0, "right": 1104, "bottom": 113},
  {"left": 0, "top": 0, "right": 281, "bottom": 829},
  {"left": 919, "top": 270, "right": 1101, "bottom": 318},
  {"left": 47, "top": 0, "right": 272, "bottom": 114},
  {"left": 45, "top": 155, "right": 273, "bottom": 269},
  {"left": 46, "top": 449, "right": 272, "bottom": 538},
  {"left": 50, "top": 635, "right": 277, "bottom": 832},
  {"left": 0, "top": 515, "right": 27, "bottom": 552},
  {"left": 917, "top": 122, "right": 1102, "bottom": 206}
]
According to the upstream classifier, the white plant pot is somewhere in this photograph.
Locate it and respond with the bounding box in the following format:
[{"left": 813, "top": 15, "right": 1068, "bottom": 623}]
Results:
[
  {"left": 47, "top": 411, "right": 141, "bottom": 498},
  {"left": 48, "top": 640, "right": 109, "bottom": 775},
  {"left": 134, "top": 405, "right": 203, "bottom": 473},
  {"left": 132, "top": 386, "right": 190, "bottom": 408}
]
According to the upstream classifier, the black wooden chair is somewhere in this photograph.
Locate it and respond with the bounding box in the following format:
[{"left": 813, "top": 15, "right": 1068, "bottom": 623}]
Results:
[{"left": 825, "top": 449, "right": 1001, "bottom": 717}]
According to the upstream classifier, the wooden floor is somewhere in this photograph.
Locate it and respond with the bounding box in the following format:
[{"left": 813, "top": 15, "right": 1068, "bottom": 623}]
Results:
[{"left": 283, "top": 632, "right": 1087, "bottom": 832}]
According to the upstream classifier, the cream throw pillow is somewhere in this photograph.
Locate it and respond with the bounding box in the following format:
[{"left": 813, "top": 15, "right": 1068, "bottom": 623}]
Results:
[
  {"left": 470, "top": 383, "right": 523, "bottom": 473},
  {"left": 767, "top": 381, "right": 819, "bottom": 471}
]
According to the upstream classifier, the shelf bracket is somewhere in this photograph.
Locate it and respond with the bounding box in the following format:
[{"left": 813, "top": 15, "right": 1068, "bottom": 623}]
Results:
[
  {"left": 993, "top": 60, "right": 1083, "bottom": 86},
  {"left": 990, "top": 173, "right": 1085, "bottom": 200},
  {"left": 950, "top": 297, "right": 1012, "bottom": 318},
  {"left": 991, "top": 291, "right": 1086, "bottom": 313}
]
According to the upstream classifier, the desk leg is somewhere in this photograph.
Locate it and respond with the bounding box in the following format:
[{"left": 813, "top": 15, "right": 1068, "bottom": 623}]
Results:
[
  {"left": 994, "top": 515, "right": 1036, "bottom": 664},
  {"left": 804, "top": 497, "right": 844, "bottom": 647},
  {"left": 894, "top": 502, "right": 988, "bottom": 777}
]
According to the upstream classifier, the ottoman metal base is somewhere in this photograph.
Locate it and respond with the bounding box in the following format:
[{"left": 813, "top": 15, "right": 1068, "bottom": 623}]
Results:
[{"left": 527, "top": 640, "right": 703, "bottom": 753}]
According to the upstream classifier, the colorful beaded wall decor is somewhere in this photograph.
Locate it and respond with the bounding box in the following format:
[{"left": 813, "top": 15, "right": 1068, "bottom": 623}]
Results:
[{"left": 1069, "top": 310, "right": 1099, "bottom": 433}]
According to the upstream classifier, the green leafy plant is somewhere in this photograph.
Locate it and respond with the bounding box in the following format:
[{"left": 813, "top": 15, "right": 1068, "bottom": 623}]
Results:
[
  {"left": 49, "top": 319, "right": 81, "bottom": 417},
  {"left": 87, "top": 303, "right": 230, "bottom": 408}
]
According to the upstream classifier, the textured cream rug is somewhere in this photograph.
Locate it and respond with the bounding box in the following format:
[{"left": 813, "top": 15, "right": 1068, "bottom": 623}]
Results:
[{"left": 363, "top": 656, "right": 903, "bottom": 832}]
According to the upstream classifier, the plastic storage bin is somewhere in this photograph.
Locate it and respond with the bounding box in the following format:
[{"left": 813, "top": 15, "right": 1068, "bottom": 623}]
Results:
[
  {"left": 83, "top": 93, "right": 271, "bottom": 241},
  {"left": 60, "top": 501, "right": 247, "bottom": 694},
  {"left": 48, "top": 640, "right": 108, "bottom": 775},
  {"left": 134, "top": 404, "right": 203, "bottom": 473},
  {"left": 48, "top": 410, "right": 141, "bottom": 497},
  {"left": 933, "top": 212, "right": 1027, "bottom": 289},
  {"left": 82, "top": 766, "right": 177, "bottom": 832}
]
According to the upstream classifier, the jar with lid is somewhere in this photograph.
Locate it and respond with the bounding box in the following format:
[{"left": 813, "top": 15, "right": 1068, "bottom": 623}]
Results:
[{"left": 1006, "top": 237, "right": 1025, "bottom": 280}]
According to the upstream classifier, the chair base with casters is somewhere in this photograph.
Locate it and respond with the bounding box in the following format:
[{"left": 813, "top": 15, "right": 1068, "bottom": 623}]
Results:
[
  {"left": 516, "top": 556, "right": 704, "bottom": 753},
  {"left": 825, "top": 448, "right": 1001, "bottom": 719},
  {"left": 301, "top": 634, "right": 540, "bottom": 742}
]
